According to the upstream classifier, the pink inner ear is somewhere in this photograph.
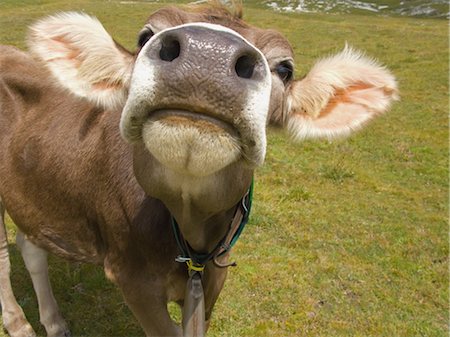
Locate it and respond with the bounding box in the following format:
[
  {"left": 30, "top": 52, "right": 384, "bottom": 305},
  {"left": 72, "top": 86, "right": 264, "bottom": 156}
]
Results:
[
  {"left": 286, "top": 46, "right": 398, "bottom": 140},
  {"left": 316, "top": 83, "right": 394, "bottom": 124},
  {"left": 45, "top": 35, "right": 83, "bottom": 67},
  {"left": 312, "top": 102, "right": 373, "bottom": 131},
  {"left": 27, "top": 12, "right": 134, "bottom": 110},
  {"left": 45, "top": 35, "right": 123, "bottom": 93},
  {"left": 318, "top": 83, "right": 372, "bottom": 118},
  {"left": 288, "top": 84, "right": 395, "bottom": 139}
]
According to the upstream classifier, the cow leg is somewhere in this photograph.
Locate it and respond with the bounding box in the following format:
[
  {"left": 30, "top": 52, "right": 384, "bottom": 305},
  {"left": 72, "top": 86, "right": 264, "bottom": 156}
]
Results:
[
  {"left": 16, "top": 232, "right": 70, "bottom": 337},
  {"left": 123, "top": 288, "right": 182, "bottom": 337},
  {"left": 0, "top": 200, "right": 36, "bottom": 337},
  {"left": 202, "top": 261, "right": 229, "bottom": 333},
  {"left": 111, "top": 270, "right": 182, "bottom": 337}
]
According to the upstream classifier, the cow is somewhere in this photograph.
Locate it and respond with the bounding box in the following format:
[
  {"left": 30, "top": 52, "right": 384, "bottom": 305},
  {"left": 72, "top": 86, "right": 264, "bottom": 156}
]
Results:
[{"left": 0, "top": 2, "right": 398, "bottom": 337}]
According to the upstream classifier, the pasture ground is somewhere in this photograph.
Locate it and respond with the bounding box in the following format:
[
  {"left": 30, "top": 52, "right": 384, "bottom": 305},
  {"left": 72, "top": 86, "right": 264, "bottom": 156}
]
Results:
[{"left": 0, "top": 1, "right": 448, "bottom": 336}]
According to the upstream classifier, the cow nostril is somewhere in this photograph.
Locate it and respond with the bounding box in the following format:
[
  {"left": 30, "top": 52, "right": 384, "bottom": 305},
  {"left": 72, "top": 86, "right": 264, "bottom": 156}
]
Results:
[
  {"left": 235, "top": 55, "right": 256, "bottom": 79},
  {"left": 159, "top": 37, "right": 180, "bottom": 62}
]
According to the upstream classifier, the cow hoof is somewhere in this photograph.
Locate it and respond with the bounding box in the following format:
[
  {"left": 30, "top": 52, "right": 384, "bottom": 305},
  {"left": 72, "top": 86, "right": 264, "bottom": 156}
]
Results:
[
  {"left": 4, "top": 321, "right": 36, "bottom": 337},
  {"left": 46, "top": 329, "right": 71, "bottom": 337},
  {"left": 46, "top": 326, "right": 71, "bottom": 337},
  {"left": 44, "top": 319, "right": 71, "bottom": 337}
]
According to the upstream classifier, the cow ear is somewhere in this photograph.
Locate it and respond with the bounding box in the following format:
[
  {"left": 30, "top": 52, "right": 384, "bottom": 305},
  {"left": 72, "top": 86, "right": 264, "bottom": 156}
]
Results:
[
  {"left": 285, "top": 46, "right": 399, "bottom": 140},
  {"left": 27, "top": 12, "right": 134, "bottom": 110}
]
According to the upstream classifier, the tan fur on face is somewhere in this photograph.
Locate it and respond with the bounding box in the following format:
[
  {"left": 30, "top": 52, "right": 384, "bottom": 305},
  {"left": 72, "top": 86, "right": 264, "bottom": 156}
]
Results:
[{"left": 142, "top": 116, "right": 241, "bottom": 177}]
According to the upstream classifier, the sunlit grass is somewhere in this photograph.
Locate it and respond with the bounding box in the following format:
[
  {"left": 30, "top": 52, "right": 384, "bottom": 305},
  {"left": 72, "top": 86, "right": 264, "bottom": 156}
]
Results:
[{"left": 0, "top": 1, "right": 447, "bottom": 336}]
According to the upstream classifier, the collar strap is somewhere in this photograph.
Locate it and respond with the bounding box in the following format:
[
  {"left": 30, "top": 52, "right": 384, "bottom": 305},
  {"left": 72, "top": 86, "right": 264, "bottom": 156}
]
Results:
[{"left": 172, "top": 178, "right": 254, "bottom": 270}]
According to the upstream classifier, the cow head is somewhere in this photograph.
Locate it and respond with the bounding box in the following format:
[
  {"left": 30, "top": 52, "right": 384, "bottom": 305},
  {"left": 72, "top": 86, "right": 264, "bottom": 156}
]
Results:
[{"left": 27, "top": 3, "right": 398, "bottom": 242}]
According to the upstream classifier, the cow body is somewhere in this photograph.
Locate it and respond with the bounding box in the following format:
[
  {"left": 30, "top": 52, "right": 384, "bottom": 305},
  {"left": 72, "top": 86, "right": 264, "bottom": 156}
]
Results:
[
  {"left": 0, "top": 46, "right": 133, "bottom": 265},
  {"left": 0, "top": 44, "right": 234, "bottom": 336},
  {"left": 0, "top": 45, "right": 189, "bottom": 336},
  {"left": 0, "top": 3, "right": 397, "bottom": 337}
]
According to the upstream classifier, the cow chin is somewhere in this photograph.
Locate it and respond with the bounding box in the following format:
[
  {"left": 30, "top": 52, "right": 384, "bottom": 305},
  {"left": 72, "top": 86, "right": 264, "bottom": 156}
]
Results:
[{"left": 141, "top": 112, "right": 242, "bottom": 177}]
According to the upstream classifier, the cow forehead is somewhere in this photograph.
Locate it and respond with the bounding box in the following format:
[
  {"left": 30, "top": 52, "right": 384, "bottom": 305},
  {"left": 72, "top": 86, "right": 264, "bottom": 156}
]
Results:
[
  {"left": 145, "top": 5, "right": 248, "bottom": 31},
  {"left": 144, "top": 5, "right": 294, "bottom": 61}
]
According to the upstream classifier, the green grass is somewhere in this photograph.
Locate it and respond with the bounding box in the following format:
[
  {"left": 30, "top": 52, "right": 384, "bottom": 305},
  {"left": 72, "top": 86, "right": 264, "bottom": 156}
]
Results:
[{"left": 0, "top": 1, "right": 448, "bottom": 336}]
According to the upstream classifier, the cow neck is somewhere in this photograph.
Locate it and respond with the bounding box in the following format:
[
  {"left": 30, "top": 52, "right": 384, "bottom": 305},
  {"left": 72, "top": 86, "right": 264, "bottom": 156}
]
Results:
[{"left": 172, "top": 177, "right": 253, "bottom": 271}]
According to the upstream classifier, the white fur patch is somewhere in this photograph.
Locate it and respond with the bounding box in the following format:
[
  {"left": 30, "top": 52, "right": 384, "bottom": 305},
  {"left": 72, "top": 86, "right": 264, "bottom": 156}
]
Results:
[
  {"left": 28, "top": 12, "right": 134, "bottom": 110},
  {"left": 142, "top": 119, "right": 241, "bottom": 177},
  {"left": 287, "top": 45, "right": 398, "bottom": 140}
]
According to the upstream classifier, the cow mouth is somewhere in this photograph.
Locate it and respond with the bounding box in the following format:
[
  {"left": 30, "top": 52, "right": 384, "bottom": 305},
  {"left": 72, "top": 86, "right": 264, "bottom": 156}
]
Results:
[
  {"left": 148, "top": 109, "right": 239, "bottom": 138},
  {"left": 141, "top": 109, "right": 242, "bottom": 177}
]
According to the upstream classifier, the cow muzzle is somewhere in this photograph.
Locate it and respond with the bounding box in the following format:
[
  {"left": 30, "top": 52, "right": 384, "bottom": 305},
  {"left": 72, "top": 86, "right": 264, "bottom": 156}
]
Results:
[{"left": 120, "top": 23, "right": 271, "bottom": 177}]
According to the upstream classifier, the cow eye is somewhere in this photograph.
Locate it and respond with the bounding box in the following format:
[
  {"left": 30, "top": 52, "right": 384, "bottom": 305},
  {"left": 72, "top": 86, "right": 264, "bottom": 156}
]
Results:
[
  {"left": 137, "top": 27, "right": 154, "bottom": 48},
  {"left": 276, "top": 61, "right": 293, "bottom": 84}
]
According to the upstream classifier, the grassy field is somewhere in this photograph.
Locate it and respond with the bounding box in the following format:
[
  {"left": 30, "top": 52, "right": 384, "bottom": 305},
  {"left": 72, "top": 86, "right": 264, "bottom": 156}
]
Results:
[{"left": 0, "top": 1, "right": 448, "bottom": 336}]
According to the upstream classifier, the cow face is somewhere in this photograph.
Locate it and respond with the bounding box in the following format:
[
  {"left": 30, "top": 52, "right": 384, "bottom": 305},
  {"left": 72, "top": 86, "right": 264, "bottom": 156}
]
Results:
[
  {"left": 121, "top": 22, "right": 272, "bottom": 177},
  {"left": 118, "top": 6, "right": 302, "bottom": 177},
  {"left": 27, "top": 4, "right": 398, "bottom": 179}
]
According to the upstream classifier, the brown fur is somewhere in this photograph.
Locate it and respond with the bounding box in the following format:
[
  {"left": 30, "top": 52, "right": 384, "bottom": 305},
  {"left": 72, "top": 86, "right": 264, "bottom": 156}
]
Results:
[{"left": 185, "top": 0, "right": 244, "bottom": 21}]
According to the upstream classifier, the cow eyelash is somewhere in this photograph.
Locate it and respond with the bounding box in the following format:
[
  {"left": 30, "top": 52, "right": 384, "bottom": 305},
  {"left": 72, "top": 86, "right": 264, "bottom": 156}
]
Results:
[
  {"left": 137, "top": 27, "right": 155, "bottom": 48},
  {"left": 275, "top": 61, "right": 294, "bottom": 84}
]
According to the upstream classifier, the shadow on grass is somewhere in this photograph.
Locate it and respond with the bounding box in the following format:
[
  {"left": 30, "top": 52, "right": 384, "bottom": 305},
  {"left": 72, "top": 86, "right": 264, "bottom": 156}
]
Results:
[{"left": 7, "top": 243, "right": 142, "bottom": 337}]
